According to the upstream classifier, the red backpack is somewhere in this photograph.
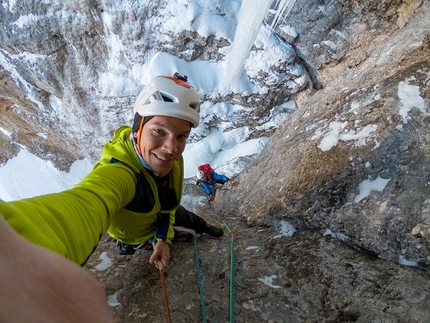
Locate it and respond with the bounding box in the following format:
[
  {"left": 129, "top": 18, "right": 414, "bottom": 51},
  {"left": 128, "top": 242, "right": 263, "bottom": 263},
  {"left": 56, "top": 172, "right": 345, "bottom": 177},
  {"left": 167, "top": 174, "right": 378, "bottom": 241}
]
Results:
[{"left": 198, "top": 164, "right": 214, "bottom": 181}]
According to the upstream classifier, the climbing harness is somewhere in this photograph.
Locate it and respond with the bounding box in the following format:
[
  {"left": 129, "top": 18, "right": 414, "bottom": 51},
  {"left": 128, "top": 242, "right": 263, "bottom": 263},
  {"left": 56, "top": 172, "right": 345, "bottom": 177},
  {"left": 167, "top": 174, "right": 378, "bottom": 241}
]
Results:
[{"left": 190, "top": 184, "right": 237, "bottom": 323}]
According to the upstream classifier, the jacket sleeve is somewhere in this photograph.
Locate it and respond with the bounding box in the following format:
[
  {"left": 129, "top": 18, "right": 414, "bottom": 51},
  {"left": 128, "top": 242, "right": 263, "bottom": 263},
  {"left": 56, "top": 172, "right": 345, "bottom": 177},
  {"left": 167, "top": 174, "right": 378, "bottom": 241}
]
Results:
[
  {"left": 156, "top": 213, "right": 170, "bottom": 242},
  {"left": 212, "top": 172, "right": 229, "bottom": 183},
  {"left": 200, "top": 181, "right": 212, "bottom": 195},
  {"left": 0, "top": 163, "right": 136, "bottom": 265}
]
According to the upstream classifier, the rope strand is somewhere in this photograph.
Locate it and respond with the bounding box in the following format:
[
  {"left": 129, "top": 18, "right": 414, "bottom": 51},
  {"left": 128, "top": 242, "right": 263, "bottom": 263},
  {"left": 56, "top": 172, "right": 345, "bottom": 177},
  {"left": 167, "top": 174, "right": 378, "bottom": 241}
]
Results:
[
  {"left": 188, "top": 184, "right": 236, "bottom": 322},
  {"left": 189, "top": 184, "right": 207, "bottom": 322},
  {"left": 207, "top": 209, "right": 236, "bottom": 322},
  {"left": 159, "top": 269, "right": 172, "bottom": 323},
  {"left": 194, "top": 232, "right": 207, "bottom": 322},
  {"left": 230, "top": 233, "right": 235, "bottom": 323}
]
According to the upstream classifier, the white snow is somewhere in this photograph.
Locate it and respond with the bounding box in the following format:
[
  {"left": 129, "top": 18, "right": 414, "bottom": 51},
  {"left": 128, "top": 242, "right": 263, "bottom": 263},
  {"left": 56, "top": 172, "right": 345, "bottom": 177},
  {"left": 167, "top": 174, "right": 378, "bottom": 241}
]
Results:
[
  {"left": 91, "top": 252, "right": 113, "bottom": 271},
  {"left": 354, "top": 175, "right": 391, "bottom": 203},
  {"left": 279, "top": 24, "right": 298, "bottom": 39},
  {"left": 0, "top": 127, "right": 13, "bottom": 138},
  {"left": 323, "top": 228, "right": 349, "bottom": 242},
  {"left": 107, "top": 290, "right": 122, "bottom": 307},
  {"left": 322, "top": 40, "right": 337, "bottom": 51},
  {"left": 318, "top": 5, "right": 328, "bottom": 16},
  {"left": 399, "top": 255, "right": 418, "bottom": 267},
  {"left": 246, "top": 246, "right": 261, "bottom": 252},
  {"left": 257, "top": 275, "right": 282, "bottom": 289},
  {"left": 312, "top": 121, "right": 378, "bottom": 152},
  {"left": 273, "top": 220, "right": 296, "bottom": 238},
  {"left": 398, "top": 77, "right": 427, "bottom": 123},
  {"left": 0, "top": 149, "right": 93, "bottom": 201}
]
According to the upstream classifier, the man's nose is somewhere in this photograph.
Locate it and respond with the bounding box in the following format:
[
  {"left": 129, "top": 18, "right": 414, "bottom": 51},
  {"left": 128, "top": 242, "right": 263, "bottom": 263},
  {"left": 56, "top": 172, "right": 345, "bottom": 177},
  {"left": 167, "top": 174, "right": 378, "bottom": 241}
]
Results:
[{"left": 162, "top": 136, "right": 177, "bottom": 153}]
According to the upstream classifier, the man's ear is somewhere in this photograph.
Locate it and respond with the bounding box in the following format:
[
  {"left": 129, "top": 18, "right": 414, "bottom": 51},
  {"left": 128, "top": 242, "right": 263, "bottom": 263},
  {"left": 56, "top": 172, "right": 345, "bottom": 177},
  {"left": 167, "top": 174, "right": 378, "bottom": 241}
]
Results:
[{"left": 133, "top": 132, "right": 138, "bottom": 139}]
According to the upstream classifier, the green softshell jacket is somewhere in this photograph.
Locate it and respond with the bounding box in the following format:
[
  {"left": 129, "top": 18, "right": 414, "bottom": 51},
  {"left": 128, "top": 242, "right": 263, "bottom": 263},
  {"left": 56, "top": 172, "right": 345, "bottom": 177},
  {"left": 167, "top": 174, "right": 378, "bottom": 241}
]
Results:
[{"left": 0, "top": 126, "right": 184, "bottom": 265}]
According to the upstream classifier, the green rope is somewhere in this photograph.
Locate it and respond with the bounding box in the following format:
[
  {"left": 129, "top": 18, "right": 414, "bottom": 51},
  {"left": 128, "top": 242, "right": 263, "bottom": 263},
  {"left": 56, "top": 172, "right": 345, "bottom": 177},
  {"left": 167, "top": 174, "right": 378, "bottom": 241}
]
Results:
[
  {"left": 189, "top": 184, "right": 207, "bottom": 323},
  {"left": 229, "top": 231, "right": 235, "bottom": 323},
  {"left": 189, "top": 189, "right": 236, "bottom": 322},
  {"left": 194, "top": 232, "right": 207, "bottom": 322},
  {"left": 207, "top": 209, "right": 235, "bottom": 322},
  {"left": 207, "top": 209, "right": 232, "bottom": 233}
]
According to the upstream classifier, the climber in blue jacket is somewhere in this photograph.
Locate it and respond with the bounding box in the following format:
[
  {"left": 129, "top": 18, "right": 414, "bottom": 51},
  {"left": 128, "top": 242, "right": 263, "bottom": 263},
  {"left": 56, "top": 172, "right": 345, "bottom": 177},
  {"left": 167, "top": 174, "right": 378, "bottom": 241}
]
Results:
[{"left": 196, "top": 164, "right": 232, "bottom": 201}]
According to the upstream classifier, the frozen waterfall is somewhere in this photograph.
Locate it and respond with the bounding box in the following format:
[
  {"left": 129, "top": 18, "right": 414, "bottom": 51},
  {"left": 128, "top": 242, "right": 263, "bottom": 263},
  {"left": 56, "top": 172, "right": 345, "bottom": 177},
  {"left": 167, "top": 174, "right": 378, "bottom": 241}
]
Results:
[{"left": 222, "top": 0, "right": 297, "bottom": 93}]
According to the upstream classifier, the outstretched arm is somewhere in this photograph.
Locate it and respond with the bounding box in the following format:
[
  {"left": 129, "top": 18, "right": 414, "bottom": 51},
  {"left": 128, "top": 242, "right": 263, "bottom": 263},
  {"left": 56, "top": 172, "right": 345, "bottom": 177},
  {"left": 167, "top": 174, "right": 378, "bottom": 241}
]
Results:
[
  {"left": 0, "top": 214, "right": 114, "bottom": 323},
  {"left": 213, "top": 172, "right": 230, "bottom": 183},
  {"left": 0, "top": 163, "right": 136, "bottom": 265}
]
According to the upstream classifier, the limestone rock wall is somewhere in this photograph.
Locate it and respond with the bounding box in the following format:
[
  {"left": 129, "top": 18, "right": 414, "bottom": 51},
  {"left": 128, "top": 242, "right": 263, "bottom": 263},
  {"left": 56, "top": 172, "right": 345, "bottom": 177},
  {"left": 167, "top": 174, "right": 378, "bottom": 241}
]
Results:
[{"left": 215, "top": 1, "right": 430, "bottom": 264}]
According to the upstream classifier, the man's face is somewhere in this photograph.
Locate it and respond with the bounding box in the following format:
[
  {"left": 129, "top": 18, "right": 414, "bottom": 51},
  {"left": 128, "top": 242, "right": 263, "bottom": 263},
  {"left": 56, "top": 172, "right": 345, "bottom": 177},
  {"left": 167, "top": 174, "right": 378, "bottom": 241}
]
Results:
[{"left": 138, "top": 116, "right": 191, "bottom": 176}]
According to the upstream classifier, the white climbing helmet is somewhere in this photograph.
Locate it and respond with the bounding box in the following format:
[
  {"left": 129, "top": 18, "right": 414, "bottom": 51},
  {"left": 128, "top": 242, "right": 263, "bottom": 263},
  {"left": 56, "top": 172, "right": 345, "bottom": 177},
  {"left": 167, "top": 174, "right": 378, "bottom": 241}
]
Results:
[
  {"left": 196, "top": 170, "right": 204, "bottom": 179},
  {"left": 133, "top": 73, "right": 200, "bottom": 127}
]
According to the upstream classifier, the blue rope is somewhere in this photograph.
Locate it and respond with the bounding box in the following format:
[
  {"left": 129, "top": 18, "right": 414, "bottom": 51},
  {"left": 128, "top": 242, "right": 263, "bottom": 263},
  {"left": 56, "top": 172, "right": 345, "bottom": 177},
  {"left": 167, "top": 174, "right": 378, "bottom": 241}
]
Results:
[{"left": 189, "top": 184, "right": 207, "bottom": 322}]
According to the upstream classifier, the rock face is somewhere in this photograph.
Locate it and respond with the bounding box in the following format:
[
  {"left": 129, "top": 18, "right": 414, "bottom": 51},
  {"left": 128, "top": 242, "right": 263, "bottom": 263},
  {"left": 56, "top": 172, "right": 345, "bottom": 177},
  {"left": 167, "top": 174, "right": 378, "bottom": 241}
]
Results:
[
  {"left": 2, "top": 0, "right": 430, "bottom": 322},
  {"left": 87, "top": 206, "right": 430, "bottom": 323},
  {"left": 215, "top": 0, "right": 430, "bottom": 265}
]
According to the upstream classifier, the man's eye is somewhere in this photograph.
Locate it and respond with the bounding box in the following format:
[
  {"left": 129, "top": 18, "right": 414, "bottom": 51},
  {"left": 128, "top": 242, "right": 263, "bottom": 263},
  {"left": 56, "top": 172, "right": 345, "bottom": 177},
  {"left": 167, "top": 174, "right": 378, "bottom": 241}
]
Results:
[{"left": 153, "top": 129, "right": 164, "bottom": 135}]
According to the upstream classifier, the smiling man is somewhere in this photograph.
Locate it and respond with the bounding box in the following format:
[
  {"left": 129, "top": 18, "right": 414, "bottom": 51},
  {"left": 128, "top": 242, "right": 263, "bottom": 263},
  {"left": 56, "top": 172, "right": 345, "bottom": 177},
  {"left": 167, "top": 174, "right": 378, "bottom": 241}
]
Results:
[
  {"left": 95, "top": 73, "right": 224, "bottom": 270},
  {"left": 0, "top": 73, "right": 223, "bottom": 321}
]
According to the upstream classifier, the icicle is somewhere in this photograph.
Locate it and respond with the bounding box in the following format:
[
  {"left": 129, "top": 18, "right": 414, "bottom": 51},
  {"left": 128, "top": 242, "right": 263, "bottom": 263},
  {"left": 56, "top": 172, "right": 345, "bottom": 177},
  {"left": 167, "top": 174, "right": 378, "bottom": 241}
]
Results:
[
  {"left": 222, "top": 0, "right": 273, "bottom": 94},
  {"left": 270, "top": 0, "right": 297, "bottom": 30},
  {"left": 222, "top": 0, "right": 298, "bottom": 94}
]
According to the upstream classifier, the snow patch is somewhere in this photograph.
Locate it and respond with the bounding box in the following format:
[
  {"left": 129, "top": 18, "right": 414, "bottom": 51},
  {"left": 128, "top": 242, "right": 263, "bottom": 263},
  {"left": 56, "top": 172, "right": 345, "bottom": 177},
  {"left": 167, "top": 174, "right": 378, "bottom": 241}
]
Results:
[
  {"left": 398, "top": 78, "right": 427, "bottom": 123},
  {"left": 312, "top": 121, "right": 377, "bottom": 152},
  {"left": 258, "top": 275, "right": 282, "bottom": 289},
  {"left": 92, "top": 252, "right": 113, "bottom": 271},
  {"left": 354, "top": 175, "right": 391, "bottom": 203},
  {"left": 107, "top": 290, "right": 122, "bottom": 307},
  {"left": 274, "top": 220, "right": 296, "bottom": 238}
]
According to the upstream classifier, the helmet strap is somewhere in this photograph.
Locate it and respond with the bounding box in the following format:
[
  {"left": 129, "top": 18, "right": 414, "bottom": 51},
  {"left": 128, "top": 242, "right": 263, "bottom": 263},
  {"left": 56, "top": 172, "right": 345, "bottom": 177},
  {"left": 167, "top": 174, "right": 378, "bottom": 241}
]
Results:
[{"left": 135, "top": 117, "right": 146, "bottom": 155}]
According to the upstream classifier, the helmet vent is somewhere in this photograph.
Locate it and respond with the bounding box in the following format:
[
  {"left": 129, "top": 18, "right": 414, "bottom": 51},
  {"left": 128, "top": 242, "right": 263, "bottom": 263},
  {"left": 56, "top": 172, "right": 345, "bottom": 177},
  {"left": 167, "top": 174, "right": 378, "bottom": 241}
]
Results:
[
  {"left": 149, "top": 91, "right": 174, "bottom": 103},
  {"left": 161, "top": 94, "right": 173, "bottom": 102},
  {"left": 189, "top": 103, "right": 199, "bottom": 110}
]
